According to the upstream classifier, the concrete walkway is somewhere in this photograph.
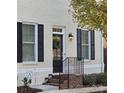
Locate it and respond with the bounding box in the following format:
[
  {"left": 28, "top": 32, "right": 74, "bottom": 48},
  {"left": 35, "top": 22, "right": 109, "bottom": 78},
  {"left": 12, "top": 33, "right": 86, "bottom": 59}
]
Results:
[
  {"left": 38, "top": 86, "right": 107, "bottom": 93},
  {"left": 31, "top": 84, "right": 59, "bottom": 91}
]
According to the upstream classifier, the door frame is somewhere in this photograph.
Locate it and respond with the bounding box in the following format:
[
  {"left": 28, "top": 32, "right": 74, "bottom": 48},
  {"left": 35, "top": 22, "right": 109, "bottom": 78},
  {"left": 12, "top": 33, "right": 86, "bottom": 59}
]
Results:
[{"left": 52, "top": 26, "right": 66, "bottom": 72}]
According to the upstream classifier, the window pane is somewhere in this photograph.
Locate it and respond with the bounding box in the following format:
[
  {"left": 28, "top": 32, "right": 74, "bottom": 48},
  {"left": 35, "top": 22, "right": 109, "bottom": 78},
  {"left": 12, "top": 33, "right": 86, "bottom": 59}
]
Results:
[
  {"left": 53, "top": 28, "right": 62, "bottom": 32},
  {"left": 23, "top": 44, "right": 35, "bottom": 61},
  {"left": 82, "top": 31, "right": 88, "bottom": 44},
  {"left": 82, "top": 46, "right": 89, "bottom": 59},
  {"left": 22, "top": 24, "right": 35, "bottom": 42}
]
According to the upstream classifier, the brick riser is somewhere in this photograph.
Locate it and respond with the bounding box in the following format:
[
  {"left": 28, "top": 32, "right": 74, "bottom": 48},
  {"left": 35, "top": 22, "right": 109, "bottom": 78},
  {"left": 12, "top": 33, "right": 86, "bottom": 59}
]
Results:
[
  {"left": 60, "top": 75, "right": 83, "bottom": 89},
  {"left": 43, "top": 74, "right": 83, "bottom": 89},
  {"left": 43, "top": 74, "right": 68, "bottom": 86}
]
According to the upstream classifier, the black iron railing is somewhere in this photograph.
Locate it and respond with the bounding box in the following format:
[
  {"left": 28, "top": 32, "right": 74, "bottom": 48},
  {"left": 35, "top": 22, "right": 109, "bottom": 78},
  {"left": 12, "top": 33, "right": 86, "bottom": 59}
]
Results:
[{"left": 59, "top": 57, "right": 84, "bottom": 89}]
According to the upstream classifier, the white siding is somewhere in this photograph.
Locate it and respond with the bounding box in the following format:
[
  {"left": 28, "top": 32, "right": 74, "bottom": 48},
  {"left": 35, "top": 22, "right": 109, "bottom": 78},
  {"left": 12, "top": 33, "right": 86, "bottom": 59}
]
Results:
[{"left": 17, "top": 0, "right": 104, "bottom": 85}]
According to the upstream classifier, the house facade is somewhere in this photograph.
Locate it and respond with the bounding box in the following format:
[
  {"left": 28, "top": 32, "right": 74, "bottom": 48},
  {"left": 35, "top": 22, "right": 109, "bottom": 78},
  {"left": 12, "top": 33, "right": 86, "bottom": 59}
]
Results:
[{"left": 17, "top": 0, "right": 104, "bottom": 86}]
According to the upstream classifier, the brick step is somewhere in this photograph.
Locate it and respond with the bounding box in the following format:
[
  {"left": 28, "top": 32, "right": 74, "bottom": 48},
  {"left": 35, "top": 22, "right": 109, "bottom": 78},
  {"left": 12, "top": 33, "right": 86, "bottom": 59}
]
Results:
[
  {"left": 45, "top": 82, "right": 60, "bottom": 86},
  {"left": 48, "top": 79, "right": 63, "bottom": 83},
  {"left": 52, "top": 74, "right": 69, "bottom": 80},
  {"left": 43, "top": 74, "right": 83, "bottom": 88}
]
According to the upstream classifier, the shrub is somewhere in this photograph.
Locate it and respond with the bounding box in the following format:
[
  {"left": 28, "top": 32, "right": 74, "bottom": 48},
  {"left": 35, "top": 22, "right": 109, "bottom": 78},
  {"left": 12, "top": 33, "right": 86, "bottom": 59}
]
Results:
[
  {"left": 83, "top": 74, "right": 97, "bottom": 86},
  {"left": 96, "top": 73, "right": 107, "bottom": 86},
  {"left": 83, "top": 73, "right": 107, "bottom": 86},
  {"left": 22, "top": 77, "right": 32, "bottom": 87}
]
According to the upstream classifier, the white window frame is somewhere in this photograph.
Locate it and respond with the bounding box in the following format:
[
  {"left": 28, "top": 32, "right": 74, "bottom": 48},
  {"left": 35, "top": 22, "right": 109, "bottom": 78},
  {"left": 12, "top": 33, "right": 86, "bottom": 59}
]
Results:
[
  {"left": 81, "top": 31, "right": 91, "bottom": 60},
  {"left": 22, "top": 22, "right": 38, "bottom": 63}
]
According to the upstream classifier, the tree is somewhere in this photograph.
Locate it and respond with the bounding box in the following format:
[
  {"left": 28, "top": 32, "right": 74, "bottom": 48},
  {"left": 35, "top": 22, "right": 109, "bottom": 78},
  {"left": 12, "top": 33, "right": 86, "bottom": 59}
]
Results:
[{"left": 70, "top": 0, "right": 107, "bottom": 40}]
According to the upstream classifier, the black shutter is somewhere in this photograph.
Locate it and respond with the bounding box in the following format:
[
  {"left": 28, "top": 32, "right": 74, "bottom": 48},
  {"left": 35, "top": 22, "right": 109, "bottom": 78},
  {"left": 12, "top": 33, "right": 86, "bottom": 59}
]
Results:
[
  {"left": 77, "top": 29, "right": 82, "bottom": 60},
  {"left": 17, "top": 22, "right": 22, "bottom": 63},
  {"left": 90, "top": 31, "right": 95, "bottom": 60},
  {"left": 38, "top": 24, "right": 44, "bottom": 62}
]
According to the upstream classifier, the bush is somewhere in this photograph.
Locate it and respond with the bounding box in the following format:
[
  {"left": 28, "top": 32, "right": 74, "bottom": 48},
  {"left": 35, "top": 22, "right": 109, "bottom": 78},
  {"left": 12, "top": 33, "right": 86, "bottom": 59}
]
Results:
[
  {"left": 83, "top": 73, "right": 107, "bottom": 86},
  {"left": 22, "top": 77, "right": 32, "bottom": 87},
  {"left": 83, "top": 74, "right": 97, "bottom": 86},
  {"left": 96, "top": 73, "right": 107, "bottom": 86}
]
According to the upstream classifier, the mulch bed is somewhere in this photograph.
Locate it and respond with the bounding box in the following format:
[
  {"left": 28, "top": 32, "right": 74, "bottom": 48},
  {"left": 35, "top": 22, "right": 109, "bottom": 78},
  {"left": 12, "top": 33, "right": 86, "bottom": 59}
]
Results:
[{"left": 17, "top": 86, "right": 42, "bottom": 93}]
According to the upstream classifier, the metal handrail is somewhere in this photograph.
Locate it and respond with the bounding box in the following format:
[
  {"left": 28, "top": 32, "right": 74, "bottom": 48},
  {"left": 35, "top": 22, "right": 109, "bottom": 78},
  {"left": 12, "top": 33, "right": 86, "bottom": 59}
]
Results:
[
  {"left": 59, "top": 57, "right": 84, "bottom": 90},
  {"left": 62, "top": 57, "right": 69, "bottom": 62}
]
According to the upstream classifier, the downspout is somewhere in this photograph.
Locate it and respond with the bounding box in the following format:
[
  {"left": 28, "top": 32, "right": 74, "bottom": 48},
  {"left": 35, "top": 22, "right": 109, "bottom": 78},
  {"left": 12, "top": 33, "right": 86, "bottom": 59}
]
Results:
[{"left": 101, "top": 32, "right": 104, "bottom": 72}]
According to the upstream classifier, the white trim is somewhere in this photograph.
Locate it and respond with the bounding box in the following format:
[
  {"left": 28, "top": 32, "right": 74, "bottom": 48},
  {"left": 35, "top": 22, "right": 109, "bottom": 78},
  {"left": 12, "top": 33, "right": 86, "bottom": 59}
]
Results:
[
  {"left": 52, "top": 32, "right": 64, "bottom": 35},
  {"left": 101, "top": 33, "right": 104, "bottom": 72},
  {"left": 22, "top": 22, "right": 38, "bottom": 63},
  {"left": 88, "top": 31, "right": 91, "bottom": 60},
  {"left": 22, "top": 42, "right": 35, "bottom": 44},
  {"left": 63, "top": 27, "right": 66, "bottom": 60},
  {"left": 21, "top": 61, "right": 39, "bottom": 64},
  {"left": 35, "top": 24, "right": 38, "bottom": 62}
]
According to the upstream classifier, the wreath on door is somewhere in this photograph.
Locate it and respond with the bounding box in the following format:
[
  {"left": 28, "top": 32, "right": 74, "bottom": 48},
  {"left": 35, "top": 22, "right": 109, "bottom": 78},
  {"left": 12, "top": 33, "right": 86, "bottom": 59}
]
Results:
[{"left": 53, "top": 36, "right": 60, "bottom": 49}]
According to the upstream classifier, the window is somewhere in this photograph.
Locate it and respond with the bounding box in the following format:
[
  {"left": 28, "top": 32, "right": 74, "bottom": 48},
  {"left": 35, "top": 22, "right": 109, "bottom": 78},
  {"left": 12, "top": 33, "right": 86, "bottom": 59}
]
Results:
[
  {"left": 81, "top": 31, "right": 90, "bottom": 59},
  {"left": 77, "top": 29, "right": 95, "bottom": 60},
  {"left": 22, "top": 24, "right": 36, "bottom": 62},
  {"left": 17, "top": 22, "right": 44, "bottom": 63}
]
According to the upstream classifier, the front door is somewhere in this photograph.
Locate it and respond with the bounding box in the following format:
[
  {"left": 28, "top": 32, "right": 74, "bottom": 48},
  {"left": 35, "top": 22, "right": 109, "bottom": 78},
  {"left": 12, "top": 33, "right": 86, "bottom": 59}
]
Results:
[{"left": 53, "top": 34, "right": 63, "bottom": 73}]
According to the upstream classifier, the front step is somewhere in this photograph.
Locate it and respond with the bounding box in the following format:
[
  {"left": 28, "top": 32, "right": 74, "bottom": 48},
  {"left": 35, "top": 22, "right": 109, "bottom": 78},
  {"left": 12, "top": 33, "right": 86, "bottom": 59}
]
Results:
[
  {"left": 43, "top": 74, "right": 83, "bottom": 89},
  {"left": 43, "top": 78, "right": 64, "bottom": 86},
  {"left": 45, "top": 82, "right": 60, "bottom": 86},
  {"left": 43, "top": 74, "right": 68, "bottom": 86},
  {"left": 53, "top": 74, "right": 69, "bottom": 80},
  {"left": 48, "top": 78, "right": 59, "bottom": 83}
]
